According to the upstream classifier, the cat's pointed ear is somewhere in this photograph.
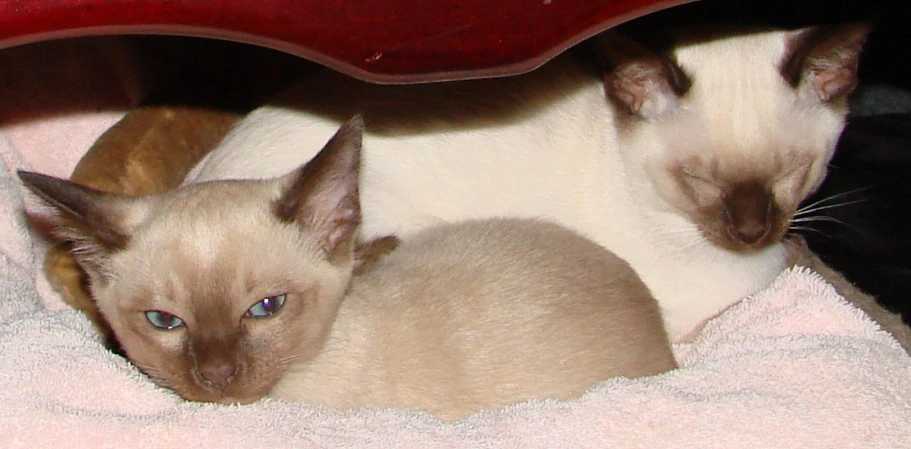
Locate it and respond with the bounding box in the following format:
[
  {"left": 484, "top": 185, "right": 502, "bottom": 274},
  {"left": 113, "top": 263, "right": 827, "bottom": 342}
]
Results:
[
  {"left": 782, "top": 23, "right": 870, "bottom": 103},
  {"left": 273, "top": 115, "right": 363, "bottom": 263},
  {"left": 18, "top": 171, "right": 137, "bottom": 273},
  {"left": 594, "top": 30, "right": 691, "bottom": 119}
]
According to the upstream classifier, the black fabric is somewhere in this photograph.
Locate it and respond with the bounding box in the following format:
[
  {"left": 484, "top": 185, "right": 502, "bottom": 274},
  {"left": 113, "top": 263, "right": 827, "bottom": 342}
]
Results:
[{"left": 797, "top": 113, "right": 911, "bottom": 324}]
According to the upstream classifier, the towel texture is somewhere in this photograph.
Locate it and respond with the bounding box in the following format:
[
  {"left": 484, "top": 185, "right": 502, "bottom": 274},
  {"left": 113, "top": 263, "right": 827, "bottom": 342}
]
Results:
[{"left": 1, "top": 38, "right": 910, "bottom": 449}]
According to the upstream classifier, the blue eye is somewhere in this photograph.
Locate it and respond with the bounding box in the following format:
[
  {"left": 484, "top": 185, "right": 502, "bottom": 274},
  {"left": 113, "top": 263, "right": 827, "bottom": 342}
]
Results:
[
  {"left": 145, "top": 311, "right": 185, "bottom": 330},
  {"left": 246, "top": 294, "right": 286, "bottom": 318}
]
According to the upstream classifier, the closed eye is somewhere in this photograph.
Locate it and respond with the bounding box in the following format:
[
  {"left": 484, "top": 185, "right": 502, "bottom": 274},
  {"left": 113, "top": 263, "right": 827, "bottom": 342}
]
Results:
[
  {"left": 246, "top": 294, "right": 287, "bottom": 318},
  {"left": 773, "top": 160, "right": 812, "bottom": 184},
  {"left": 681, "top": 169, "right": 715, "bottom": 186},
  {"left": 678, "top": 167, "right": 724, "bottom": 201},
  {"left": 145, "top": 310, "right": 185, "bottom": 330}
]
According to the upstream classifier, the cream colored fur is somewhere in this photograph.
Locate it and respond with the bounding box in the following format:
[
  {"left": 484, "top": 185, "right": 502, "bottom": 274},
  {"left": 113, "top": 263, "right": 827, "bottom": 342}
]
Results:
[
  {"left": 197, "top": 29, "right": 856, "bottom": 340},
  {"left": 271, "top": 218, "right": 676, "bottom": 421}
]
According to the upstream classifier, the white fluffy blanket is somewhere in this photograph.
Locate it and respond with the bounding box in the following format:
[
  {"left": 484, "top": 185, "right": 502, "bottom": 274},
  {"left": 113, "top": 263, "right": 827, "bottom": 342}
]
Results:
[{"left": 1, "top": 38, "right": 910, "bottom": 449}]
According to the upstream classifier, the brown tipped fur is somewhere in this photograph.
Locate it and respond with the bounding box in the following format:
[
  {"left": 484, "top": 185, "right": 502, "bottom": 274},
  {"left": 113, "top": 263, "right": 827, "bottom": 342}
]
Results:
[
  {"left": 40, "top": 105, "right": 243, "bottom": 348},
  {"left": 780, "top": 23, "right": 870, "bottom": 102},
  {"left": 598, "top": 25, "right": 868, "bottom": 253}
]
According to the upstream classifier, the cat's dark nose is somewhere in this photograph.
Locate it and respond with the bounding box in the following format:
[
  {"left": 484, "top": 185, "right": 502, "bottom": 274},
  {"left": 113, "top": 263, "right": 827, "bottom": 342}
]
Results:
[
  {"left": 725, "top": 181, "right": 773, "bottom": 246},
  {"left": 199, "top": 363, "right": 239, "bottom": 389},
  {"left": 190, "top": 334, "right": 242, "bottom": 390},
  {"left": 733, "top": 221, "right": 770, "bottom": 244}
]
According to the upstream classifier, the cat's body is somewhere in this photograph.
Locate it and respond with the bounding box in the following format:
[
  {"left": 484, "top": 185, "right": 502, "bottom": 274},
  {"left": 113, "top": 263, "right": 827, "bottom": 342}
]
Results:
[
  {"left": 272, "top": 217, "right": 675, "bottom": 420},
  {"left": 197, "top": 25, "right": 868, "bottom": 340},
  {"left": 20, "top": 118, "right": 676, "bottom": 420}
]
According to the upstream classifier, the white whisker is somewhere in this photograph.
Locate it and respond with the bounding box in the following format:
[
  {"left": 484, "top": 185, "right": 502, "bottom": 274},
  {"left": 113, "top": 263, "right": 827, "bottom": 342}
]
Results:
[
  {"left": 660, "top": 227, "right": 703, "bottom": 237},
  {"left": 665, "top": 234, "right": 708, "bottom": 262},
  {"left": 279, "top": 354, "right": 304, "bottom": 368},
  {"left": 789, "top": 225, "right": 832, "bottom": 239},
  {"left": 794, "top": 215, "right": 865, "bottom": 235},
  {"left": 791, "top": 215, "right": 848, "bottom": 225},
  {"left": 796, "top": 186, "right": 872, "bottom": 213},
  {"left": 132, "top": 361, "right": 173, "bottom": 389},
  {"left": 795, "top": 198, "right": 867, "bottom": 217}
]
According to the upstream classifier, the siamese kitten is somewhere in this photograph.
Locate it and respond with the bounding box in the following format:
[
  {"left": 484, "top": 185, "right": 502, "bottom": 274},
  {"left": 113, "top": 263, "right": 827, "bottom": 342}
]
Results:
[
  {"left": 19, "top": 118, "right": 676, "bottom": 421},
  {"left": 197, "top": 24, "right": 869, "bottom": 340}
]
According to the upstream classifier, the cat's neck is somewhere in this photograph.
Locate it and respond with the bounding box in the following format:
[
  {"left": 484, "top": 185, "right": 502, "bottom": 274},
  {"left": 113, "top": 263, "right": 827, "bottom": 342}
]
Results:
[{"left": 582, "top": 152, "right": 789, "bottom": 339}]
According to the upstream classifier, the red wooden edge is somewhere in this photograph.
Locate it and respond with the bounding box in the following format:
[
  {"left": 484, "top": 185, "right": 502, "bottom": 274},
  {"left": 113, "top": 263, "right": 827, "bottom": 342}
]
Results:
[{"left": 0, "top": 0, "right": 694, "bottom": 84}]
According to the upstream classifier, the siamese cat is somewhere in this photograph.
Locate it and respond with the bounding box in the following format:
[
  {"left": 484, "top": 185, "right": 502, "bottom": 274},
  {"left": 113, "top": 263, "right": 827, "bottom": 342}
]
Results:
[
  {"left": 19, "top": 117, "right": 677, "bottom": 421},
  {"left": 196, "top": 24, "right": 869, "bottom": 340}
]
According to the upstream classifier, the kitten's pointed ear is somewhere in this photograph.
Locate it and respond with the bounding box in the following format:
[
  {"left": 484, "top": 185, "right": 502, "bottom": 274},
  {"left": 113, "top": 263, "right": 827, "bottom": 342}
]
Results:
[
  {"left": 18, "top": 171, "right": 135, "bottom": 273},
  {"left": 782, "top": 23, "right": 870, "bottom": 103},
  {"left": 594, "top": 30, "right": 691, "bottom": 119},
  {"left": 273, "top": 115, "right": 363, "bottom": 263}
]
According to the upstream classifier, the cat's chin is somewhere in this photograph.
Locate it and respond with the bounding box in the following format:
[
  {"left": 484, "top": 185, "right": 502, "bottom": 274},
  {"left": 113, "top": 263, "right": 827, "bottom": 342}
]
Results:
[
  {"left": 164, "top": 375, "right": 278, "bottom": 405},
  {"left": 209, "top": 395, "right": 264, "bottom": 406},
  {"left": 701, "top": 228, "right": 787, "bottom": 254},
  {"left": 179, "top": 388, "right": 270, "bottom": 405}
]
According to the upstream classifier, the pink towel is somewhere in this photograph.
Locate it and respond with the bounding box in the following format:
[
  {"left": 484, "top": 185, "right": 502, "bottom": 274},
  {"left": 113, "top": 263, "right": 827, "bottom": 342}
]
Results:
[
  {"left": 0, "top": 261, "right": 908, "bottom": 448},
  {"left": 1, "top": 36, "right": 909, "bottom": 449}
]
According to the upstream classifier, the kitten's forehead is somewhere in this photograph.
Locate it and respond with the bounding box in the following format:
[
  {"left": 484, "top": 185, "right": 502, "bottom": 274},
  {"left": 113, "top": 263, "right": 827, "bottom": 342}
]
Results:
[
  {"left": 674, "top": 30, "right": 791, "bottom": 79},
  {"left": 661, "top": 30, "right": 844, "bottom": 171},
  {"left": 111, "top": 181, "right": 323, "bottom": 312},
  {"left": 674, "top": 31, "right": 795, "bottom": 140}
]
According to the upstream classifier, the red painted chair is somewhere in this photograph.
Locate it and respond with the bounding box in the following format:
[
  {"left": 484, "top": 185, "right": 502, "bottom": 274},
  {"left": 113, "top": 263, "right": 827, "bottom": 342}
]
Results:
[{"left": 0, "top": 0, "right": 692, "bottom": 83}]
